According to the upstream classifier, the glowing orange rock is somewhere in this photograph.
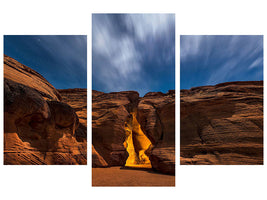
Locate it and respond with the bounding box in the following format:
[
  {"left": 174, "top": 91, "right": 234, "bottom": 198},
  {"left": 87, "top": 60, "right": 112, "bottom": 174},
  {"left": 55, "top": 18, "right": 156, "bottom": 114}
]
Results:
[{"left": 124, "top": 112, "right": 152, "bottom": 168}]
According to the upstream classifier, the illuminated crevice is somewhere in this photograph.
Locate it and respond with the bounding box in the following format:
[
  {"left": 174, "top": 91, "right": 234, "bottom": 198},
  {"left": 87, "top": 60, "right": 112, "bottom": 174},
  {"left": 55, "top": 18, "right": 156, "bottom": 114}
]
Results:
[{"left": 124, "top": 112, "right": 152, "bottom": 168}]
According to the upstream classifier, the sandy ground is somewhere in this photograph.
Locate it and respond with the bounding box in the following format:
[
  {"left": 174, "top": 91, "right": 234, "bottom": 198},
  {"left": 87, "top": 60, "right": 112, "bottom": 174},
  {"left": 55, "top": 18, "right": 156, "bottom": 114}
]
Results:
[{"left": 92, "top": 166, "right": 175, "bottom": 186}]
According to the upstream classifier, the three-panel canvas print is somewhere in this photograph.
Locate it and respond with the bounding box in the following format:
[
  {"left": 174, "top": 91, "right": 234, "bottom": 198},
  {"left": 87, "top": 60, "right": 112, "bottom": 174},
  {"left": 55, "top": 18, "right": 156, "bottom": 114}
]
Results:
[{"left": 2, "top": 14, "right": 263, "bottom": 187}]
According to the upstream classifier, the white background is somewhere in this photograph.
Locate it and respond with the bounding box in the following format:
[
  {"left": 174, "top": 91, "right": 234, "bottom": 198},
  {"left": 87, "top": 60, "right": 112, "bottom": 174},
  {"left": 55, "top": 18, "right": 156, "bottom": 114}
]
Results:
[{"left": 0, "top": 0, "right": 266, "bottom": 199}]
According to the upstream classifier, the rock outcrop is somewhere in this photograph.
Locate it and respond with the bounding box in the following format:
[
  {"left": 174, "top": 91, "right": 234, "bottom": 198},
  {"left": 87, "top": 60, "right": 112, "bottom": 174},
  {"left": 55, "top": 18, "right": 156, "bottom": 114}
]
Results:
[
  {"left": 137, "top": 91, "right": 175, "bottom": 174},
  {"left": 4, "top": 55, "right": 61, "bottom": 101},
  {"left": 58, "top": 88, "right": 87, "bottom": 142},
  {"left": 4, "top": 55, "right": 87, "bottom": 165},
  {"left": 92, "top": 90, "right": 175, "bottom": 174},
  {"left": 92, "top": 91, "right": 139, "bottom": 166},
  {"left": 92, "top": 145, "right": 108, "bottom": 167},
  {"left": 180, "top": 81, "right": 263, "bottom": 165}
]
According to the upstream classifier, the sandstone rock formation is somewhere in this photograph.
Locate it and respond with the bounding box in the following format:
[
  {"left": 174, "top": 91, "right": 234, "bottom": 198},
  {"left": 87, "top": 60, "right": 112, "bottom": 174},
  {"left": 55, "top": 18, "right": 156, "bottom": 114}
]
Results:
[
  {"left": 4, "top": 55, "right": 87, "bottom": 165},
  {"left": 92, "top": 90, "right": 175, "bottom": 174},
  {"left": 180, "top": 81, "right": 263, "bottom": 165},
  {"left": 137, "top": 91, "right": 175, "bottom": 174},
  {"left": 4, "top": 55, "right": 61, "bottom": 101},
  {"left": 92, "top": 91, "right": 139, "bottom": 166},
  {"left": 58, "top": 88, "right": 87, "bottom": 142},
  {"left": 92, "top": 145, "right": 108, "bottom": 167}
]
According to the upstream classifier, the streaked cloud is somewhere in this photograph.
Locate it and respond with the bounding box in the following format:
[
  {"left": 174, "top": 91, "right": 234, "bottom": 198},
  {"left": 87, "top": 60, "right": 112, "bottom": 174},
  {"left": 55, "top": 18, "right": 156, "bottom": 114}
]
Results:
[
  {"left": 92, "top": 14, "right": 175, "bottom": 96},
  {"left": 180, "top": 35, "right": 263, "bottom": 89},
  {"left": 248, "top": 57, "right": 263, "bottom": 69}
]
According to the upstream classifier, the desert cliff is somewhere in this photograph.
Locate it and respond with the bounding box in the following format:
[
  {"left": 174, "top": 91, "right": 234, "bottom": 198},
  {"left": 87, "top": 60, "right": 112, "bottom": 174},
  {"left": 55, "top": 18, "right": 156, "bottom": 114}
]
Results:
[
  {"left": 92, "top": 90, "right": 175, "bottom": 174},
  {"left": 180, "top": 81, "right": 263, "bottom": 165},
  {"left": 4, "top": 55, "right": 87, "bottom": 165}
]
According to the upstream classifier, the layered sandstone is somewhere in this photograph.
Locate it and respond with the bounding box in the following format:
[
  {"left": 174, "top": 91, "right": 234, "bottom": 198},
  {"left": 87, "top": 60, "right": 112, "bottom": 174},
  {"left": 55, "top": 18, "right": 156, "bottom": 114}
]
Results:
[
  {"left": 180, "top": 81, "right": 263, "bottom": 165},
  {"left": 4, "top": 55, "right": 61, "bottom": 101},
  {"left": 92, "top": 91, "right": 139, "bottom": 166},
  {"left": 4, "top": 55, "right": 87, "bottom": 165},
  {"left": 92, "top": 90, "right": 175, "bottom": 174},
  {"left": 137, "top": 91, "right": 175, "bottom": 174},
  {"left": 58, "top": 88, "right": 87, "bottom": 142}
]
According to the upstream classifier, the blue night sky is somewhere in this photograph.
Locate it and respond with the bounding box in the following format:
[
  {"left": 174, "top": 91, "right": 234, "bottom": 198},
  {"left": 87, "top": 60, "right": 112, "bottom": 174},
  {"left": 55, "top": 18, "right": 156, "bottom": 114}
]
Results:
[
  {"left": 4, "top": 35, "right": 87, "bottom": 89},
  {"left": 180, "top": 35, "right": 263, "bottom": 89},
  {"left": 92, "top": 14, "right": 175, "bottom": 96}
]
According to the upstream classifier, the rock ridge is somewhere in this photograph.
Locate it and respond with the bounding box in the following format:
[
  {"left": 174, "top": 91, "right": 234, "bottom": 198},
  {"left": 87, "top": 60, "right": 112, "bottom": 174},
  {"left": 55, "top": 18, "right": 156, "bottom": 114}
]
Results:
[{"left": 4, "top": 54, "right": 62, "bottom": 101}]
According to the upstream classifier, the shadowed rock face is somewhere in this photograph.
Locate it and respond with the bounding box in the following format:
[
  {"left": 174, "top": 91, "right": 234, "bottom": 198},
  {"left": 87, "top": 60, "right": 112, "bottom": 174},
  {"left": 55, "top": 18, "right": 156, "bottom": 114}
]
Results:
[
  {"left": 4, "top": 55, "right": 87, "bottom": 165},
  {"left": 180, "top": 81, "right": 263, "bottom": 165},
  {"left": 58, "top": 88, "right": 87, "bottom": 142},
  {"left": 92, "top": 91, "right": 139, "bottom": 166},
  {"left": 92, "top": 145, "right": 108, "bottom": 167},
  {"left": 138, "top": 91, "right": 175, "bottom": 174},
  {"left": 92, "top": 90, "right": 175, "bottom": 175}
]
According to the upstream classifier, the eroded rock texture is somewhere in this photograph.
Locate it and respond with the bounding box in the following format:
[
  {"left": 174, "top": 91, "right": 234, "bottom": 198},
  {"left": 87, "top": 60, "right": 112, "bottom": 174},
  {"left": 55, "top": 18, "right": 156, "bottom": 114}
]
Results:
[
  {"left": 4, "top": 55, "right": 87, "bottom": 165},
  {"left": 138, "top": 91, "right": 175, "bottom": 174},
  {"left": 180, "top": 81, "right": 263, "bottom": 165},
  {"left": 92, "top": 90, "right": 175, "bottom": 175},
  {"left": 58, "top": 89, "right": 87, "bottom": 142},
  {"left": 92, "top": 91, "right": 139, "bottom": 166}
]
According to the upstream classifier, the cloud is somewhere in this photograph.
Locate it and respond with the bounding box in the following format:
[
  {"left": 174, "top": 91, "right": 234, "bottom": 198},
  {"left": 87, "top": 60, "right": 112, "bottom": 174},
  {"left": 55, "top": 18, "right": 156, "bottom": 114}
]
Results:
[
  {"left": 180, "top": 35, "right": 263, "bottom": 88},
  {"left": 93, "top": 15, "right": 141, "bottom": 91},
  {"left": 248, "top": 57, "right": 263, "bottom": 69},
  {"left": 125, "top": 14, "right": 175, "bottom": 42},
  {"left": 180, "top": 35, "right": 203, "bottom": 61},
  {"left": 207, "top": 58, "right": 238, "bottom": 85},
  {"left": 92, "top": 14, "right": 175, "bottom": 96}
]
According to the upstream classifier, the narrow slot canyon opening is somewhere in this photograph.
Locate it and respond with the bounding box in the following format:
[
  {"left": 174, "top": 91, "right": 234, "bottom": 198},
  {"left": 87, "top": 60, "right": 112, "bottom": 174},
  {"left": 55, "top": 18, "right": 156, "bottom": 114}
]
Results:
[{"left": 124, "top": 112, "right": 152, "bottom": 168}]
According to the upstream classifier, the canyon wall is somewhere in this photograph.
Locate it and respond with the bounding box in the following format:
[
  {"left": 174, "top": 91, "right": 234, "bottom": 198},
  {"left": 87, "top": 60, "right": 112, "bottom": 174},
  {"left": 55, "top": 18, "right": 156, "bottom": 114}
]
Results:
[
  {"left": 92, "top": 90, "right": 175, "bottom": 174},
  {"left": 4, "top": 55, "right": 87, "bottom": 165},
  {"left": 180, "top": 81, "right": 263, "bottom": 165}
]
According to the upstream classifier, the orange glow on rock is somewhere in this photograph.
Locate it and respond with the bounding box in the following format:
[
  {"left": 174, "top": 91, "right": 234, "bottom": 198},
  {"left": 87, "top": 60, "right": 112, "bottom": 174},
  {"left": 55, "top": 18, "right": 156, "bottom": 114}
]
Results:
[{"left": 124, "top": 112, "right": 152, "bottom": 168}]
